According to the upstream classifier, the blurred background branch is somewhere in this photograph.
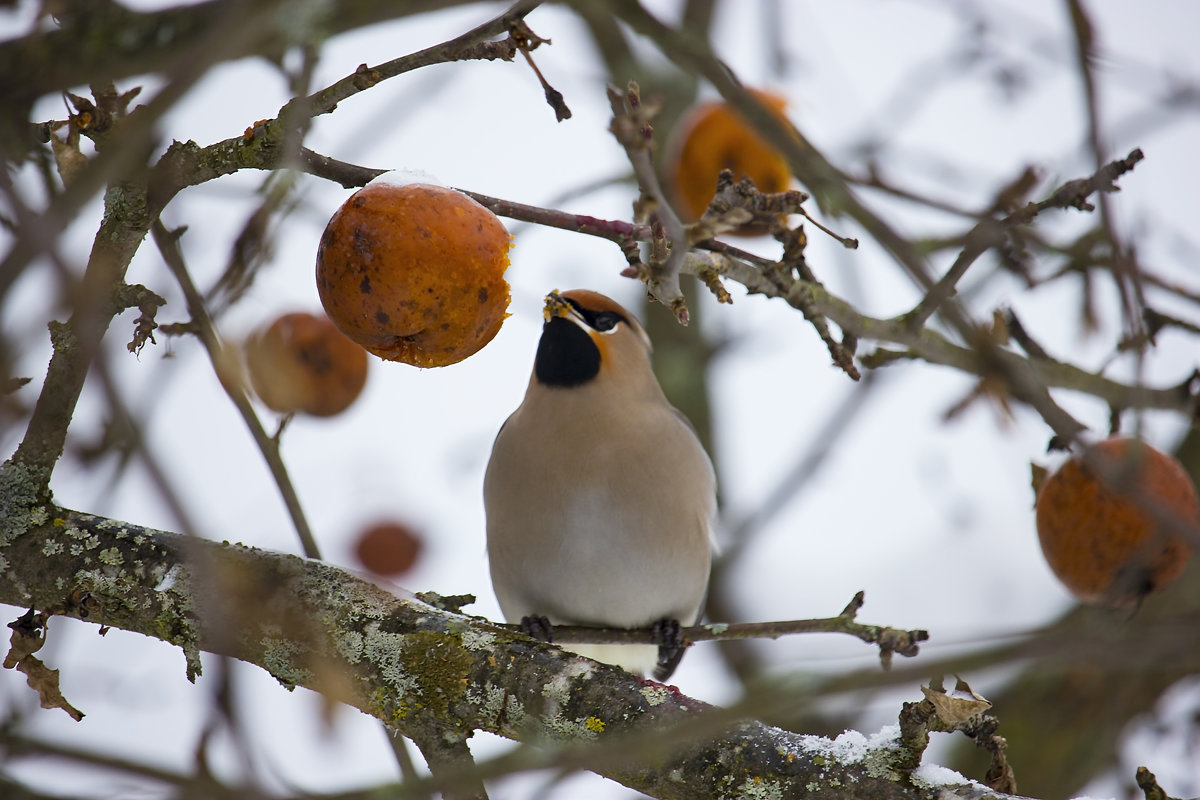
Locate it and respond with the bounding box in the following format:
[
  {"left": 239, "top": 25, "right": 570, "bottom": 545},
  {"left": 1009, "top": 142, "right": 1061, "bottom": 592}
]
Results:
[{"left": 3, "top": 0, "right": 1200, "bottom": 798}]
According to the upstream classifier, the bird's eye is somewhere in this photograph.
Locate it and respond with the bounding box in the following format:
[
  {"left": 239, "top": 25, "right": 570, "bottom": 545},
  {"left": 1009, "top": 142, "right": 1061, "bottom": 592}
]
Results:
[{"left": 591, "top": 311, "right": 620, "bottom": 332}]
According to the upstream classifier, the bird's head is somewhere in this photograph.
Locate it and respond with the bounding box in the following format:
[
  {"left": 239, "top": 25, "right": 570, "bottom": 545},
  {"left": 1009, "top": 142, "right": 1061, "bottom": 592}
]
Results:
[{"left": 534, "top": 289, "right": 653, "bottom": 389}]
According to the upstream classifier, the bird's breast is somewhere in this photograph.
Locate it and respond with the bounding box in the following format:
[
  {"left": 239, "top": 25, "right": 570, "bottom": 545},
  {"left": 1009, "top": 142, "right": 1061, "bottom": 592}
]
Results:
[{"left": 484, "top": 401, "right": 713, "bottom": 628}]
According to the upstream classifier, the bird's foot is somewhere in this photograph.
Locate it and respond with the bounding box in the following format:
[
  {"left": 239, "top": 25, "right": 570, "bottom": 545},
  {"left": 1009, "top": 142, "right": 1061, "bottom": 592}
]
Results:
[
  {"left": 519, "top": 614, "right": 554, "bottom": 643},
  {"left": 651, "top": 618, "right": 686, "bottom": 681}
]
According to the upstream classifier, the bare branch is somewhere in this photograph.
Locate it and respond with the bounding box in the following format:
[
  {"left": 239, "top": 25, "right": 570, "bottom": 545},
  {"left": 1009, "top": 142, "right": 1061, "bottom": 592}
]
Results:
[
  {"left": 906, "top": 149, "right": 1145, "bottom": 328},
  {"left": 607, "top": 82, "right": 690, "bottom": 322},
  {"left": 0, "top": 0, "right": 505, "bottom": 107},
  {"left": 151, "top": 221, "right": 322, "bottom": 561},
  {"left": 497, "top": 590, "right": 928, "bottom": 671}
]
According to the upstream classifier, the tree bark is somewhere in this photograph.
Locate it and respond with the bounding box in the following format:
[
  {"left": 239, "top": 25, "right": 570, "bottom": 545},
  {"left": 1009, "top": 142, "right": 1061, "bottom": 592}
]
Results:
[{"left": 0, "top": 480, "right": 1011, "bottom": 800}]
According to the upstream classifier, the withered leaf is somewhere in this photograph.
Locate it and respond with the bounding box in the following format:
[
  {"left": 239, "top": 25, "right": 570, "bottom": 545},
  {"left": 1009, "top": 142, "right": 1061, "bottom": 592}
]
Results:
[
  {"left": 5, "top": 612, "right": 85, "bottom": 721},
  {"left": 14, "top": 654, "right": 86, "bottom": 721},
  {"left": 921, "top": 677, "right": 991, "bottom": 728}
]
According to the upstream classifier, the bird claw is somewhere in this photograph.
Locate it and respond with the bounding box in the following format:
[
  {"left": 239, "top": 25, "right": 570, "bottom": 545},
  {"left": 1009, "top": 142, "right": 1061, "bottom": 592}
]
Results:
[
  {"left": 650, "top": 617, "right": 682, "bottom": 647},
  {"left": 651, "top": 618, "right": 686, "bottom": 681},
  {"left": 519, "top": 614, "right": 554, "bottom": 643}
]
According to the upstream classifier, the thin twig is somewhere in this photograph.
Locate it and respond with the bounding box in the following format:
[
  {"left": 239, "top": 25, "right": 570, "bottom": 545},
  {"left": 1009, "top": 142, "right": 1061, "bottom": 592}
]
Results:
[
  {"left": 1066, "top": 0, "right": 1147, "bottom": 341},
  {"left": 906, "top": 149, "right": 1145, "bottom": 328},
  {"left": 604, "top": 0, "right": 1112, "bottom": 445},
  {"left": 292, "top": 150, "right": 1192, "bottom": 421},
  {"left": 151, "top": 220, "right": 322, "bottom": 560},
  {"left": 150, "top": 2, "right": 542, "bottom": 204},
  {"left": 606, "top": 82, "right": 690, "bottom": 323},
  {"left": 284, "top": 1, "right": 541, "bottom": 124},
  {"left": 496, "top": 591, "right": 929, "bottom": 671}
]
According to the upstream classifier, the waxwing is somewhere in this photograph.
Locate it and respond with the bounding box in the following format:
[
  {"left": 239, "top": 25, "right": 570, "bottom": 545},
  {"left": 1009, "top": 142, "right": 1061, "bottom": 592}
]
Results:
[{"left": 484, "top": 289, "right": 716, "bottom": 681}]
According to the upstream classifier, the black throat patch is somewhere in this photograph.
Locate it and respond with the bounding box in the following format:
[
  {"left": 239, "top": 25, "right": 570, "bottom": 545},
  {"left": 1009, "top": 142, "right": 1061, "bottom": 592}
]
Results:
[{"left": 534, "top": 317, "right": 600, "bottom": 387}]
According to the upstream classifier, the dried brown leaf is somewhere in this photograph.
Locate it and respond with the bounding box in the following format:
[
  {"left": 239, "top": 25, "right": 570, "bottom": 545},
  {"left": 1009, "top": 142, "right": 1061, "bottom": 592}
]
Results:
[
  {"left": 14, "top": 653, "right": 86, "bottom": 721},
  {"left": 921, "top": 677, "right": 991, "bottom": 728},
  {"left": 5, "top": 611, "right": 85, "bottom": 720}
]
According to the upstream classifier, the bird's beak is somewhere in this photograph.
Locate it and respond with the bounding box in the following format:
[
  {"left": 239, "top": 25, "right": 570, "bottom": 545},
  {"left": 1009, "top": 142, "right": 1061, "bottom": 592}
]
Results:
[{"left": 543, "top": 290, "right": 576, "bottom": 323}]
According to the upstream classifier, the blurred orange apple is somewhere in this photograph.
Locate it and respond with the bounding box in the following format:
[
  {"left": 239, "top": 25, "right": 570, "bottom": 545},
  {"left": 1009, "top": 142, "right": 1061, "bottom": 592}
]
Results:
[
  {"left": 245, "top": 311, "right": 368, "bottom": 417},
  {"left": 1035, "top": 436, "right": 1197, "bottom": 607},
  {"left": 354, "top": 520, "right": 424, "bottom": 578}
]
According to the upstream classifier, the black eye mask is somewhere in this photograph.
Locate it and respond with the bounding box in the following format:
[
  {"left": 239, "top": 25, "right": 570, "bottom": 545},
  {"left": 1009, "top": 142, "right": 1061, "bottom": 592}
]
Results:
[{"left": 563, "top": 297, "right": 627, "bottom": 333}]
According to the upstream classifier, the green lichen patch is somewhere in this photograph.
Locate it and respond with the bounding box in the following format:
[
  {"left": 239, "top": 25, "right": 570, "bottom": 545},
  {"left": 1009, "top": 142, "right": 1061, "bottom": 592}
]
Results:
[
  {"left": 466, "top": 681, "right": 507, "bottom": 720},
  {"left": 73, "top": 566, "right": 140, "bottom": 615},
  {"left": 97, "top": 547, "right": 124, "bottom": 566},
  {"left": 640, "top": 685, "right": 671, "bottom": 707},
  {"left": 458, "top": 627, "right": 496, "bottom": 652},
  {"left": 363, "top": 625, "right": 420, "bottom": 697},
  {"left": 293, "top": 559, "right": 396, "bottom": 625},
  {"left": 260, "top": 632, "right": 314, "bottom": 690},
  {"left": 467, "top": 681, "right": 528, "bottom": 736},
  {"left": 336, "top": 629, "right": 365, "bottom": 664},
  {"left": 0, "top": 459, "right": 51, "bottom": 547},
  {"left": 397, "top": 630, "right": 473, "bottom": 723},
  {"left": 726, "top": 776, "right": 785, "bottom": 800},
  {"left": 148, "top": 567, "right": 202, "bottom": 682},
  {"left": 539, "top": 660, "right": 604, "bottom": 741}
]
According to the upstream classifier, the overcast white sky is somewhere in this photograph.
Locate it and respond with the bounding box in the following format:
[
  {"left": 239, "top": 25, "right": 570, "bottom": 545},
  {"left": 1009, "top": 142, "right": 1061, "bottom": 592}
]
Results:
[{"left": 3, "top": 1, "right": 1200, "bottom": 797}]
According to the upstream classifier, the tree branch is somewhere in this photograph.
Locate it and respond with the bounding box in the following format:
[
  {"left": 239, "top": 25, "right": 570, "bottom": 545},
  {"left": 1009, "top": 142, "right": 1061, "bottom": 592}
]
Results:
[
  {"left": 10, "top": 174, "right": 151, "bottom": 495},
  {"left": 906, "top": 149, "right": 1146, "bottom": 328},
  {"left": 151, "top": 220, "right": 322, "bottom": 560},
  {"left": 499, "top": 590, "right": 928, "bottom": 670},
  {"left": 0, "top": 498, "right": 1012, "bottom": 800},
  {"left": 0, "top": 0, "right": 499, "bottom": 107},
  {"left": 3, "top": 0, "right": 546, "bottom": 503},
  {"left": 606, "top": 82, "right": 690, "bottom": 322},
  {"left": 290, "top": 150, "right": 1181, "bottom": 427}
]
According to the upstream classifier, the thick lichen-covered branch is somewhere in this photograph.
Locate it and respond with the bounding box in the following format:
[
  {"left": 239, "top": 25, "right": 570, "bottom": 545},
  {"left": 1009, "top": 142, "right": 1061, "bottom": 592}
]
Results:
[
  {"left": 0, "top": 492, "right": 1014, "bottom": 800},
  {"left": 11, "top": 178, "right": 152, "bottom": 492}
]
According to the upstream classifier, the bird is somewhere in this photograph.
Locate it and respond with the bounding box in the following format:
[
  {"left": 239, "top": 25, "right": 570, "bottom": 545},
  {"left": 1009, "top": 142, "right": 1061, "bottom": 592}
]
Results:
[{"left": 484, "top": 289, "right": 716, "bottom": 681}]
